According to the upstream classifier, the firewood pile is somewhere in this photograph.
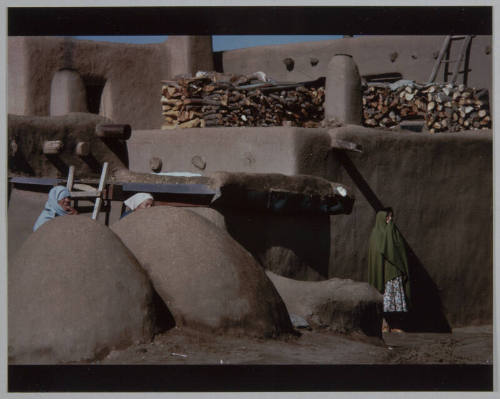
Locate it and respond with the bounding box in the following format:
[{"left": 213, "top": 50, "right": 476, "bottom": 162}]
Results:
[
  {"left": 161, "top": 72, "right": 491, "bottom": 133},
  {"left": 362, "top": 82, "right": 491, "bottom": 133},
  {"left": 161, "top": 72, "right": 325, "bottom": 129}
]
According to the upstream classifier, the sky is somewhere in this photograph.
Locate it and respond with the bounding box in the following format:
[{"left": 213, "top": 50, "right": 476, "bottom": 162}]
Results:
[{"left": 72, "top": 35, "right": 343, "bottom": 51}]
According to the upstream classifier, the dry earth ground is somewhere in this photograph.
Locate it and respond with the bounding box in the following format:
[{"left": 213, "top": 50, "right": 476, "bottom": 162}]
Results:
[{"left": 95, "top": 325, "right": 492, "bottom": 365}]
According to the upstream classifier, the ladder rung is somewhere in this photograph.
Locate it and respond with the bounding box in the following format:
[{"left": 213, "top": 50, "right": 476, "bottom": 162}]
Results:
[
  {"left": 70, "top": 190, "right": 100, "bottom": 198},
  {"left": 451, "top": 35, "right": 466, "bottom": 40},
  {"left": 444, "top": 70, "right": 469, "bottom": 76},
  {"left": 440, "top": 59, "right": 459, "bottom": 63},
  {"left": 451, "top": 35, "right": 472, "bottom": 83}
]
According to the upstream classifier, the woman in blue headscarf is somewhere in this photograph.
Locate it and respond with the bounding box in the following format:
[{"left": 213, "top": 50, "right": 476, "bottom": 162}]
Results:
[{"left": 33, "top": 186, "right": 78, "bottom": 231}]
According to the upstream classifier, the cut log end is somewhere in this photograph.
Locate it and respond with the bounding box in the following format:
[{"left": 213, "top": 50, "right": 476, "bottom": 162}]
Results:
[
  {"left": 75, "top": 141, "right": 90, "bottom": 157},
  {"left": 43, "top": 140, "right": 63, "bottom": 155}
]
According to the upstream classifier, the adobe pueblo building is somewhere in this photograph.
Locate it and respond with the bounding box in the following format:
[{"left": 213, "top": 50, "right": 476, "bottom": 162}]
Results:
[{"left": 7, "top": 35, "right": 492, "bottom": 363}]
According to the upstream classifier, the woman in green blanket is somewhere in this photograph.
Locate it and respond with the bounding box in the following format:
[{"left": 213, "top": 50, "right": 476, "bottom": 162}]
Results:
[{"left": 368, "top": 209, "right": 411, "bottom": 333}]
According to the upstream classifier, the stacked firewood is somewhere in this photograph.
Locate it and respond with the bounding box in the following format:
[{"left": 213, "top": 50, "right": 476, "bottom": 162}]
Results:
[
  {"left": 362, "top": 83, "right": 491, "bottom": 133},
  {"left": 161, "top": 73, "right": 491, "bottom": 133},
  {"left": 161, "top": 72, "right": 325, "bottom": 129}
]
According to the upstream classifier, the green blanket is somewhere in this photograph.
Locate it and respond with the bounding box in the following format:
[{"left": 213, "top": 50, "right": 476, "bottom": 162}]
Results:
[{"left": 368, "top": 210, "right": 411, "bottom": 308}]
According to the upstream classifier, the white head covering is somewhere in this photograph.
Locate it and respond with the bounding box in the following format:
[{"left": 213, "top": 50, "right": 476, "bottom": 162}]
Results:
[{"left": 124, "top": 193, "right": 154, "bottom": 211}]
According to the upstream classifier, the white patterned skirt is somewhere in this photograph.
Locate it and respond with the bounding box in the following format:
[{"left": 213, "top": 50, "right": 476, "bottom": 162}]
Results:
[{"left": 383, "top": 275, "right": 408, "bottom": 313}]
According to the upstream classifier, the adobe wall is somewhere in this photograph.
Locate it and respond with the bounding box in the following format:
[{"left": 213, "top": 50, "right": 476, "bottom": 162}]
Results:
[
  {"left": 8, "top": 37, "right": 28, "bottom": 116},
  {"left": 325, "top": 126, "right": 492, "bottom": 329},
  {"left": 222, "top": 36, "right": 492, "bottom": 90},
  {"left": 7, "top": 121, "right": 492, "bottom": 328},
  {"left": 7, "top": 36, "right": 213, "bottom": 129},
  {"left": 127, "top": 127, "right": 331, "bottom": 176},
  {"left": 9, "top": 35, "right": 491, "bottom": 131},
  {"left": 95, "top": 124, "right": 496, "bottom": 319},
  {"left": 7, "top": 34, "right": 492, "bottom": 329},
  {"left": 167, "top": 36, "right": 214, "bottom": 78},
  {"left": 124, "top": 125, "right": 492, "bottom": 328}
]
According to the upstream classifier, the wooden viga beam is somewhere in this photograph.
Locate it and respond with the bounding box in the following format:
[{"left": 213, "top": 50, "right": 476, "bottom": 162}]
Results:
[{"left": 95, "top": 124, "right": 132, "bottom": 140}]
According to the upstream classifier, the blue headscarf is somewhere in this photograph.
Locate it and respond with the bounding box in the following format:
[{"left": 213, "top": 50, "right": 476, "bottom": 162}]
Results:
[{"left": 33, "top": 186, "right": 71, "bottom": 231}]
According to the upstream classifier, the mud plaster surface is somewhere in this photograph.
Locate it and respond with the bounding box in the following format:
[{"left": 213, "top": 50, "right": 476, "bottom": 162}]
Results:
[
  {"left": 8, "top": 215, "right": 154, "bottom": 363},
  {"left": 95, "top": 325, "right": 492, "bottom": 365},
  {"left": 111, "top": 206, "right": 293, "bottom": 337}
]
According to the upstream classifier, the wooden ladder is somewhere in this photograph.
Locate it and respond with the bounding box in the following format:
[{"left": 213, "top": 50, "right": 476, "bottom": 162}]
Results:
[
  {"left": 66, "top": 162, "right": 109, "bottom": 221},
  {"left": 428, "top": 35, "right": 473, "bottom": 84}
]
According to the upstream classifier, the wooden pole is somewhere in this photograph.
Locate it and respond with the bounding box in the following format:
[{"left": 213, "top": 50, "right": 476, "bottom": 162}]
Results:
[
  {"left": 451, "top": 36, "right": 472, "bottom": 84},
  {"left": 92, "top": 162, "right": 109, "bottom": 220},
  {"left": 66, "top": 166, "right": 75, "bottom": 191},
  {"left": 428, "top": 35, "right": 451, "bottom": 83}
]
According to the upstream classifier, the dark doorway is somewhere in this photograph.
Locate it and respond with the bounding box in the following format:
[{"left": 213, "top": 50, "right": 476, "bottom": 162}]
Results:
[{"left": 83, "top": 75, "right": 106, "bottom": 114}]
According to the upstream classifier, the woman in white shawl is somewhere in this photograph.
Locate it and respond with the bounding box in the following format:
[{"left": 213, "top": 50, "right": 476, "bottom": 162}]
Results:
[
  {"left": 33, "top": 186, "right": 78, "bottom": 231},
  {"left": 120, "top": 193, "right": 154, "bottom": 219}
]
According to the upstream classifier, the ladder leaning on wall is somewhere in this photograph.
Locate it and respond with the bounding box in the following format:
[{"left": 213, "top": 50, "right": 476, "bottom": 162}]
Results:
[
  {"left": 66, "top": 162, "right": 109, "bottom": 222},
  {"left": 427, "top": 35, "right": 473, "bottom": 85}
]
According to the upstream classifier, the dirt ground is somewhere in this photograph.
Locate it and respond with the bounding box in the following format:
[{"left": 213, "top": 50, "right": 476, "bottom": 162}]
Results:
[{"left": 96, "top": 324, "right": 493, "bottom": 365}]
